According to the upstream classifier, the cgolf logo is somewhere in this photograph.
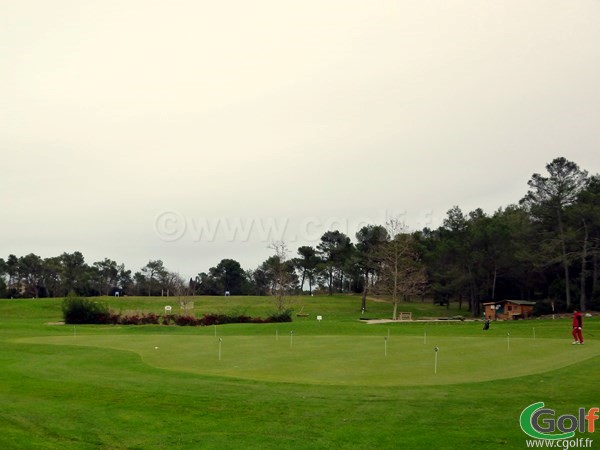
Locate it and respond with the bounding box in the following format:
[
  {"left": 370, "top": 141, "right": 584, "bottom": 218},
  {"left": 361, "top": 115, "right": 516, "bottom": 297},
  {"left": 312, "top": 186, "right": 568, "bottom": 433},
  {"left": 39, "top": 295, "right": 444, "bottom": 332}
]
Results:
[{"left": 520, "top": 402, "right": 599, "bottom": 440}]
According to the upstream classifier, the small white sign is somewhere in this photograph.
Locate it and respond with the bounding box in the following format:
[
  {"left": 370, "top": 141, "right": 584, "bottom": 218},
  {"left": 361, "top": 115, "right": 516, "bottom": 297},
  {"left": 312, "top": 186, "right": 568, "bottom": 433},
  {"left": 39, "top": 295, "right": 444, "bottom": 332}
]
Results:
[
  {"left": 165, "top": 305, "right": 172, "bottom": 312},
  {"left": 317, "top": 315, "right": 322, "bottom": 321}
]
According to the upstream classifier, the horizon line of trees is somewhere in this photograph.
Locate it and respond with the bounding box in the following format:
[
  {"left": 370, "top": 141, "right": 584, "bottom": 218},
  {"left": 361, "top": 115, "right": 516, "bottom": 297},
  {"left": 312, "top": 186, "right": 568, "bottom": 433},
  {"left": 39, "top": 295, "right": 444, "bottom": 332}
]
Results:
[{"left": 2, "top": 157, "right": 598, "bottom": 316}]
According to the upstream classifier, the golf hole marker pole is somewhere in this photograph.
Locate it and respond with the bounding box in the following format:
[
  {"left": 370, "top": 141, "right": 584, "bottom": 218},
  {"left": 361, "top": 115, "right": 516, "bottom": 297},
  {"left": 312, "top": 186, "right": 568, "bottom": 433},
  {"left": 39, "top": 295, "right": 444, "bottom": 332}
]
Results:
[
  {"left": 507, "top": 332, "right": 511, "bottom": 351},
  {"left": 164, "top": 305, "right": 172, "bottom": 323},
  {"left": 218, "top": 338, "right": 222, "bottom": 361},
  {"left": 434, "top": 347, "right": 439, "bottom": 374},
  {"left": 384, "top": 336, "right": 388, "bottom": 357},
  {"left": 290, "top": 330, "right": 293, "bottom": 348}
]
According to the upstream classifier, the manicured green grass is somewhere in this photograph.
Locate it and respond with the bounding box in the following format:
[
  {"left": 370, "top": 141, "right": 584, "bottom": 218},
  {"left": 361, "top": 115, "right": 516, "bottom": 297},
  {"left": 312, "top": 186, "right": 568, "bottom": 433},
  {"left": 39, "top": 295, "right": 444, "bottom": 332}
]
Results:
[{"left": 0, "top": 295, "right": 598, "bottom": 449}]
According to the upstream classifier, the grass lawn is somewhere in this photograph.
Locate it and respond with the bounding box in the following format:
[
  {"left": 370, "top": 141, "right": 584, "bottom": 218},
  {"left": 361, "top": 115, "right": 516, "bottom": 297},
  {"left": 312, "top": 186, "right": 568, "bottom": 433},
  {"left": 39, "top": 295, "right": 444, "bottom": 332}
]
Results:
[{"left": 0, "top": 295, "right": 598, "bottom": 449}]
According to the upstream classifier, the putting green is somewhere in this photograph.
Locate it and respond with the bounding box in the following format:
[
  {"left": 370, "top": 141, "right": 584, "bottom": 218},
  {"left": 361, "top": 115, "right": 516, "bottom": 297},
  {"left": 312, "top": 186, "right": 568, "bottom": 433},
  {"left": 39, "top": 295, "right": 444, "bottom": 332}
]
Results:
[{"left": 18, "top": 333, "right": 599, "bottom": 386}]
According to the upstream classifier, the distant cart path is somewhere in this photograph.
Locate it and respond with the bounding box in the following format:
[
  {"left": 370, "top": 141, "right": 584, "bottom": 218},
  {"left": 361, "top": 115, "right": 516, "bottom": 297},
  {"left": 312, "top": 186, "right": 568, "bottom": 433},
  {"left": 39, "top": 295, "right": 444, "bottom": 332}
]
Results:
[{"left": 360, "top": 318, "right": 473, "bottom": 324}]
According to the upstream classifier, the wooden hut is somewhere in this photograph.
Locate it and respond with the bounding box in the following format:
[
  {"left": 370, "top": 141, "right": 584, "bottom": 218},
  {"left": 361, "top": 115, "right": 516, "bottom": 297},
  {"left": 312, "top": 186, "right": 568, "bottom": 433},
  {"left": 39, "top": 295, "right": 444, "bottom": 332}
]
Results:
[{"left": 482, "top": 300, "right": 536, "bottom": 320}]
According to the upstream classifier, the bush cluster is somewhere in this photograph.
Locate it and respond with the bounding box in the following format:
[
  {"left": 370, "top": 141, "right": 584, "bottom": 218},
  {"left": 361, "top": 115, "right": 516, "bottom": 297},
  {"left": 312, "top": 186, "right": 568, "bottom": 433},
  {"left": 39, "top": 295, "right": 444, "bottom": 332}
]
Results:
[
  {"left": 119, "top": 313, "right": 161, "bottom": 325},
  {"left": 62, "top": 297, "right": 110, "bottom": 325},
  {"left": 266, "top": 310, "right": 293, "bottom": 323},
  {"left": 62, "top": 298, "right": 292, "bottom": 326}
]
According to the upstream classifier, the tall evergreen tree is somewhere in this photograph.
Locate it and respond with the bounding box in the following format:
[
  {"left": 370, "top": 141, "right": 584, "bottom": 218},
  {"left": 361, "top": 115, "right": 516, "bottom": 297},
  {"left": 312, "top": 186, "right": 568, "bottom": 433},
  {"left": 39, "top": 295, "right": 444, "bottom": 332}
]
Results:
[{"left": 520, "top": 157, "right": 589, "bottom": 308}]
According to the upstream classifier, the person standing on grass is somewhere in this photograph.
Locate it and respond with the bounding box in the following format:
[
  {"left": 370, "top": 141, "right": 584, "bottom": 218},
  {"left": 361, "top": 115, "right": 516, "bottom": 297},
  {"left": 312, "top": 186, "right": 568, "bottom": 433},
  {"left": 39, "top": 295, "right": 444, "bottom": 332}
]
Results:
[{"left": 572, "top": 310, "right": 584, "bottom": 345}]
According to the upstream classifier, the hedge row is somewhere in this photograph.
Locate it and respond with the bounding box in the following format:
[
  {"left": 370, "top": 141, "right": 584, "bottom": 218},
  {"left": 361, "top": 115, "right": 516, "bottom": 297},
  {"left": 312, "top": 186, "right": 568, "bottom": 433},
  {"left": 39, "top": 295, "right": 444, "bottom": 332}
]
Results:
[{"left": 61, "top": 297, "right": 292, "bottom": 325}]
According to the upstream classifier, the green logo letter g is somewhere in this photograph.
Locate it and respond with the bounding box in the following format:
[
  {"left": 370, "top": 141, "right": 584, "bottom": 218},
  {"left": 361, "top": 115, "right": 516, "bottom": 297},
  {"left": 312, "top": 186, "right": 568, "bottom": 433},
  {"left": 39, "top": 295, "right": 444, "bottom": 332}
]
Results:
[{"left": 520, "top": 402, "right": 575, "bottom": 440}]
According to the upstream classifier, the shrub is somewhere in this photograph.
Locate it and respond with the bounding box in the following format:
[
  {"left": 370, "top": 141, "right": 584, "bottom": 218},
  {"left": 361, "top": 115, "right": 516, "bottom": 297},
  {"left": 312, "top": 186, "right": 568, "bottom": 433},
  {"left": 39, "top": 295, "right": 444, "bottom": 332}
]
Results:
[
  {"left": 199, "top": 313, "right": 228, "bottom": 326},
  {"left": 173, "top": 315, "right": 199, "bottom": 326},
  {"left": 266, "top": 309, "right": 293, "bottom": 323},
  {"left": 116, "top": 312, "right": 161, "bottom": 325},
  {"left": 107, "top": 312, "right": 121, "bottom": 325},
  {"left": 62, "top": 301, "right": 293, "bottom": 327},
  {"left": 62, "top": 297, "right": 110, "bottom": 325},
  {"left": 141, "top": 313, "right": 160, "bottom": 325},
  {"left": 236, "top": 315, "right": 252, "bottom": 323},
  {"left": 120, "top": 314, "right": 142, "bottom": 325}
]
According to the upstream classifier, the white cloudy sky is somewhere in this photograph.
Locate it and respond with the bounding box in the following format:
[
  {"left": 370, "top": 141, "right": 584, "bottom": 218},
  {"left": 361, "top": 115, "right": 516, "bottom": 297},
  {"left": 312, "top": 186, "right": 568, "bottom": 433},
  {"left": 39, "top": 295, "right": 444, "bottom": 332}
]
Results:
[{"left": 2, "top": 0, "right": 599, "bottom": 279}]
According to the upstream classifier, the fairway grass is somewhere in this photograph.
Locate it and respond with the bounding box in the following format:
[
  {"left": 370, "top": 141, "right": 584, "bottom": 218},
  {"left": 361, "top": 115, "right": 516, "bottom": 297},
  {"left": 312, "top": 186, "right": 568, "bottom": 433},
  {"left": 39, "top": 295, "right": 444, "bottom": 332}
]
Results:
[
  {"left": 1, "top": 296, "right": 599, "bottom": 449},
  {"left": 18, "top": 334, "right": 600, "bottom": 387}
]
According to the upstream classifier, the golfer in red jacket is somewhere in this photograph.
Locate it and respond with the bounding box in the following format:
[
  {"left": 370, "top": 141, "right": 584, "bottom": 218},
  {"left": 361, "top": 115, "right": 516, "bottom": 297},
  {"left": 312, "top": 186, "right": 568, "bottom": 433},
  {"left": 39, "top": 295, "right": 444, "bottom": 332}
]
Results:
[{"left": 572, "top": 310, "right": 584, "bottom": 345}]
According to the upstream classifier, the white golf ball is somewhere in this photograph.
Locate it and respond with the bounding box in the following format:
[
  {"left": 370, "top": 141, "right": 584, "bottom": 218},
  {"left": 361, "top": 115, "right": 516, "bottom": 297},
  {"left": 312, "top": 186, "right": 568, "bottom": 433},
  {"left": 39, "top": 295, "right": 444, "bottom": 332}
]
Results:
[{"left": 154, "top": 346, "right": 159, "bottom": 350}]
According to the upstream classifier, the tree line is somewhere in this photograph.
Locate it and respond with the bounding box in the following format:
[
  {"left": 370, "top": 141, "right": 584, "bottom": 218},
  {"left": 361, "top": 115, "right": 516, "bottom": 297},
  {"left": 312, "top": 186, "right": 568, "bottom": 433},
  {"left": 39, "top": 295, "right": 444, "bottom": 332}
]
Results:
[{"left": 1, "top": 157, "right": 598, "bottom": 316}]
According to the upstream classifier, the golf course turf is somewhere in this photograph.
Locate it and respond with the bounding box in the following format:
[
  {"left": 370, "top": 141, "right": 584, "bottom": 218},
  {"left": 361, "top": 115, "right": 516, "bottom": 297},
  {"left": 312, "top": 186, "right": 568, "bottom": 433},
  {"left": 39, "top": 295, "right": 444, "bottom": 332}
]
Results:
[{"left": 1, "top": 295, "right": 598, "bottom": 449}]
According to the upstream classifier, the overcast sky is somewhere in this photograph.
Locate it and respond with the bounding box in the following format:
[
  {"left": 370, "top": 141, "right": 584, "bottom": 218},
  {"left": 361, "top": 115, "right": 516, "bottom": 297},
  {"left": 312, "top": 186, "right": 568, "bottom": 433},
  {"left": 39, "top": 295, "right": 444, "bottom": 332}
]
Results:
[{"left": 2, "top": 0, "right": 599, "bottom": 279}]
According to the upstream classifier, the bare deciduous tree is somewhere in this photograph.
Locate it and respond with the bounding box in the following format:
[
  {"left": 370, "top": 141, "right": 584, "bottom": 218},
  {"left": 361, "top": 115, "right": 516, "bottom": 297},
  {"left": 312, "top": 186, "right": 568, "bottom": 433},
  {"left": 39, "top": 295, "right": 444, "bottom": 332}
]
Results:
[
  {"left": 268, "top": 241, "right": 297, "bottom": 313},
  {"left": 375, "top": 218, "right": 428, "bottom": 320}
]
